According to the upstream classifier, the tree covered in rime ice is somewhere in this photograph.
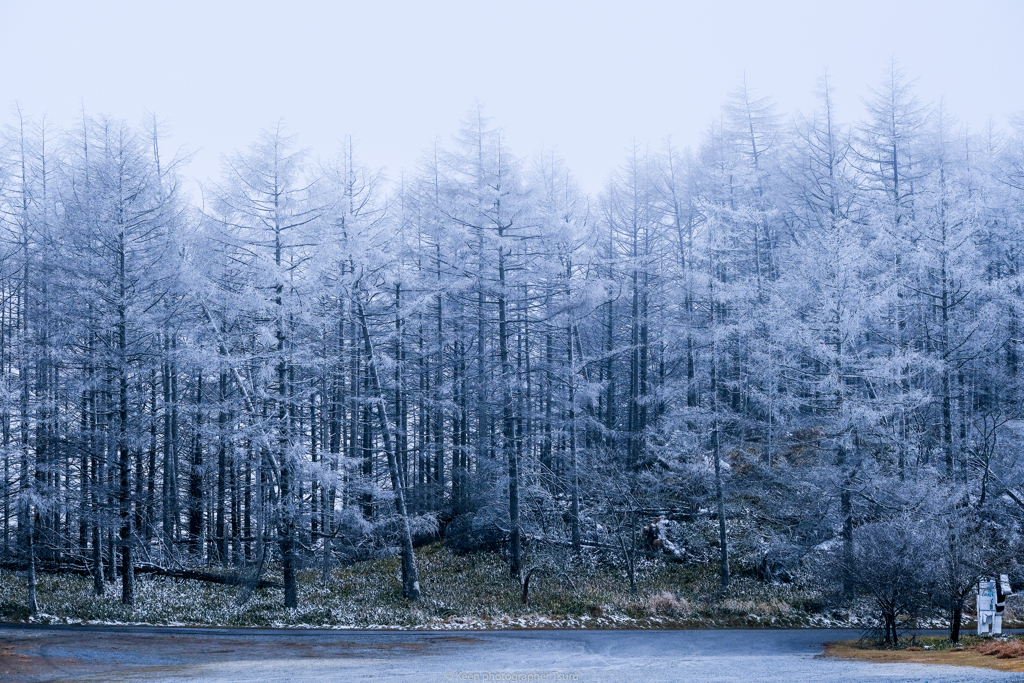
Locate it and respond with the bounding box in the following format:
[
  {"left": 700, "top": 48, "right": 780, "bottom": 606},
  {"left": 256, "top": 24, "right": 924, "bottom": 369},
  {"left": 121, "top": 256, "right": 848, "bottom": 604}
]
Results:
[{"left": 3, "top": 63, "right": 1024, "bottom": 623}]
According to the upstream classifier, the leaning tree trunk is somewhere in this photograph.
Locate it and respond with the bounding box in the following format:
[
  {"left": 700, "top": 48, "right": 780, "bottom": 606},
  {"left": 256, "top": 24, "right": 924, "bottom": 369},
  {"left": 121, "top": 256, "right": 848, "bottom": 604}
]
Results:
[{"left": 356, "top": 297, "right": 421, "bottom": 600}]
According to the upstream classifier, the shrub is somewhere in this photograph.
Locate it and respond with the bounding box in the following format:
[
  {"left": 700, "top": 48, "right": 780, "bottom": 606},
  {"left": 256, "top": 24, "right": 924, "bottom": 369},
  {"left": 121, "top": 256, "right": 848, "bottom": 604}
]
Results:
[
  {"left": 444, "top": 513, "right": 506, "bottom": 555},
  {"left": 0, "top": 600, "right": 30, "bottom": 622},
  {"left": 648, "top": 591, "right": 690, "bottom": 616}
]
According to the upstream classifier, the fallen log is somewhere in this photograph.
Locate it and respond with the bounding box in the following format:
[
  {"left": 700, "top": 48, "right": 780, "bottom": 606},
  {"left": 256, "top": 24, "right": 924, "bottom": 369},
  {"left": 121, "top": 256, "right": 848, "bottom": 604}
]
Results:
[
  {"left": 135, "top": 564, "right": 285, "bottom": 590},
  {"left": 532, "top": 536, "right": 688, "bottom": 562},
  {"left": 0, "top": 560, "right": 284, "bottom": 590}
]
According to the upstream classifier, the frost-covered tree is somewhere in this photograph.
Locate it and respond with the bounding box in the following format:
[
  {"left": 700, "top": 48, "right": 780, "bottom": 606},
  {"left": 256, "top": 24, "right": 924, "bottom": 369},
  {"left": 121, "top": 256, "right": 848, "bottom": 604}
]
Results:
[
  {"left": 207, "top": 122, "right": 324, "bottom": 608},
  {"left": 61, "top": 114, "right": 183, "bottom": 605}
]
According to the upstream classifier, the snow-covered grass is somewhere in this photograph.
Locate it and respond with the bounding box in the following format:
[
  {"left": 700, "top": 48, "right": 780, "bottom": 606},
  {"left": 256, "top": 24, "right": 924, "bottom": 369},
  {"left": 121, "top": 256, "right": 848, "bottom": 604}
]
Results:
[{"left": 0, "top": 544, "right": 868, "bottom": 629}]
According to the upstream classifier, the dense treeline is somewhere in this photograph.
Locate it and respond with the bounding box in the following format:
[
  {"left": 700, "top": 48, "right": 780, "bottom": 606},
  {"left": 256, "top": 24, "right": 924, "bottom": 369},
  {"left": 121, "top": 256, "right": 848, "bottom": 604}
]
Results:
[{"left": 3, "top": 64, "right": 1024, "bottom": 628}]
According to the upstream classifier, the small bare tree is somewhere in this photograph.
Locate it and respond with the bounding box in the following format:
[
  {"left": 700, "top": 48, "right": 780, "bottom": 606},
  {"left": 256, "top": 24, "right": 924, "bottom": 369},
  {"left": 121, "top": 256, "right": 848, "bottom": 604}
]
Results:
[
  {"left": 844, "top": 516, "right": 933, "bottom": 646},
  {"left": 927, "top": 508, "right": 1007, "bottom": 643}
]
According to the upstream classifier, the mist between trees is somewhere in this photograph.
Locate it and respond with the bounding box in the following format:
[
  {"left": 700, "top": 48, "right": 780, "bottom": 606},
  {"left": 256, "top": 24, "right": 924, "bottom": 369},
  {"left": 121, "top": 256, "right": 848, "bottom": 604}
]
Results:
[{"left": 3, "top": 62, "right": 1024, "bottom": 634}]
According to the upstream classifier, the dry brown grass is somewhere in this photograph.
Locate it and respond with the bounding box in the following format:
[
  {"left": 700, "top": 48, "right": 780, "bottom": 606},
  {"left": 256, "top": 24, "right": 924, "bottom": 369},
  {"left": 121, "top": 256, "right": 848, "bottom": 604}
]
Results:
[
  {"left": 647, "top": 592, "right": 691, "bottom": 617},
  {"left": 976, "top": 640, "right": 1024, "bottom": 659},
  {"left": 824, "top": 638, "right": 1024, "bottom": 672}
]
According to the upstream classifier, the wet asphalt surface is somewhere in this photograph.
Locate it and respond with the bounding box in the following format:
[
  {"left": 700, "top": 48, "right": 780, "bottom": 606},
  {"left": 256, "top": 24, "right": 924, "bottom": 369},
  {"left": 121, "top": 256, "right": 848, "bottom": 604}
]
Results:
[{"left": 2, "top": 625, "right": 1023, "bottom": 682}]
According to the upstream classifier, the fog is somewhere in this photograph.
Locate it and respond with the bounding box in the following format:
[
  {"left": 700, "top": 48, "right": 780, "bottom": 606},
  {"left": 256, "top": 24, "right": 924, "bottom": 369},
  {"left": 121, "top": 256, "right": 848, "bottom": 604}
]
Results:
[{"left": 3, "top": 0, "right": 1021, "bottom": 192}]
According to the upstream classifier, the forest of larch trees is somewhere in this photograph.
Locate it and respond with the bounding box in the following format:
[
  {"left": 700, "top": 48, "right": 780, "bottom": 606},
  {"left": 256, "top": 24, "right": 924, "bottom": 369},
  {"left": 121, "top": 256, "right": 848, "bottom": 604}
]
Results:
[{"left": 3, "top": 64, "right": 1024, "bottom": 639}]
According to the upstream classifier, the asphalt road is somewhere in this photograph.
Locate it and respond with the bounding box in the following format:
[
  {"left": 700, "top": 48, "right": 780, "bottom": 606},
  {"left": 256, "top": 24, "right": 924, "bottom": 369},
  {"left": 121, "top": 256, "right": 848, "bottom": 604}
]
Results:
[{"left": 2, "top": 625, "right": 1022, "bottom": 682}]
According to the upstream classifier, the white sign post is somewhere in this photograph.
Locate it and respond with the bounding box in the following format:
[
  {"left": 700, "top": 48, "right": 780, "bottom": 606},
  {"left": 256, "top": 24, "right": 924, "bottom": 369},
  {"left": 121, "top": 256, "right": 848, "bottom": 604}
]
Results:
[
  {"left": 978, "top": 580, "right": 997, "bottom": 635},
  {"left": 978, "top": 576, "right": 1013, "bottom": 636}
]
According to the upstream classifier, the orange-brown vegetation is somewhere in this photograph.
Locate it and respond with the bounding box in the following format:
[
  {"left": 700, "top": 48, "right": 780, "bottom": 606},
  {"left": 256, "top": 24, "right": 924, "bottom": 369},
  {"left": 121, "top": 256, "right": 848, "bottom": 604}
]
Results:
[{"left": 825, "top": 637, "right": 1024, "bottom": 672}]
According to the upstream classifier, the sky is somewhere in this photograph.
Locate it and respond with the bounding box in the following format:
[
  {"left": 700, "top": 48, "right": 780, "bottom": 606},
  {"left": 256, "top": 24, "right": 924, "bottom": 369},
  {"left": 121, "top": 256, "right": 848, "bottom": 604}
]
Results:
[{"left": 2, "top": 0, "right": 1023, "bottom": 195}]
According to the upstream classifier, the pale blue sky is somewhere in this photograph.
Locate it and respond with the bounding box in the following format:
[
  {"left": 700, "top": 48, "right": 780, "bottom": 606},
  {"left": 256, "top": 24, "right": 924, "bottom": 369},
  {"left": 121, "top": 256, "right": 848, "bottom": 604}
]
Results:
[{"left": 2, "top": 0, "right": 1021, "bottom": 193}]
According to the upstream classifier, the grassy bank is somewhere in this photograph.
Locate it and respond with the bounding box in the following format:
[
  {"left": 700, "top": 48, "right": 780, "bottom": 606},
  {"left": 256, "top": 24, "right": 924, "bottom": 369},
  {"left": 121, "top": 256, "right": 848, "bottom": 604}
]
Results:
[
  {"left": 0, "top": 543, "right": 844, "bottom": 629},
  {"left": 825, "top": 635, "right": 1024, "bottom": 672}
]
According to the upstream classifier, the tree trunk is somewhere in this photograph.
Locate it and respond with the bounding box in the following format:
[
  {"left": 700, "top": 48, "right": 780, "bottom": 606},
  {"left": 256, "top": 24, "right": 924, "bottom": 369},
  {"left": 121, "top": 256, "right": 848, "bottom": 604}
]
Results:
[
  {"left": 118, "top": 279, "right": 134, "bottom": 606},
  {"left": 217, "top": 373, "right": 228, "bottom": 565},
  {"left": 709, "top": 265, "right": 730, "bottom": 589},
  {"left": 566, "top": 271, "right": 581, "bottom": 553},
  {"left": 189, "top": 373, "right": 204, "bottom": 559},
  {"left": 27, "top": 508, "right": 38, "bottom": 615},
  {"left": 497, "top": 235, "right": 521, "bottom": 580}
]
